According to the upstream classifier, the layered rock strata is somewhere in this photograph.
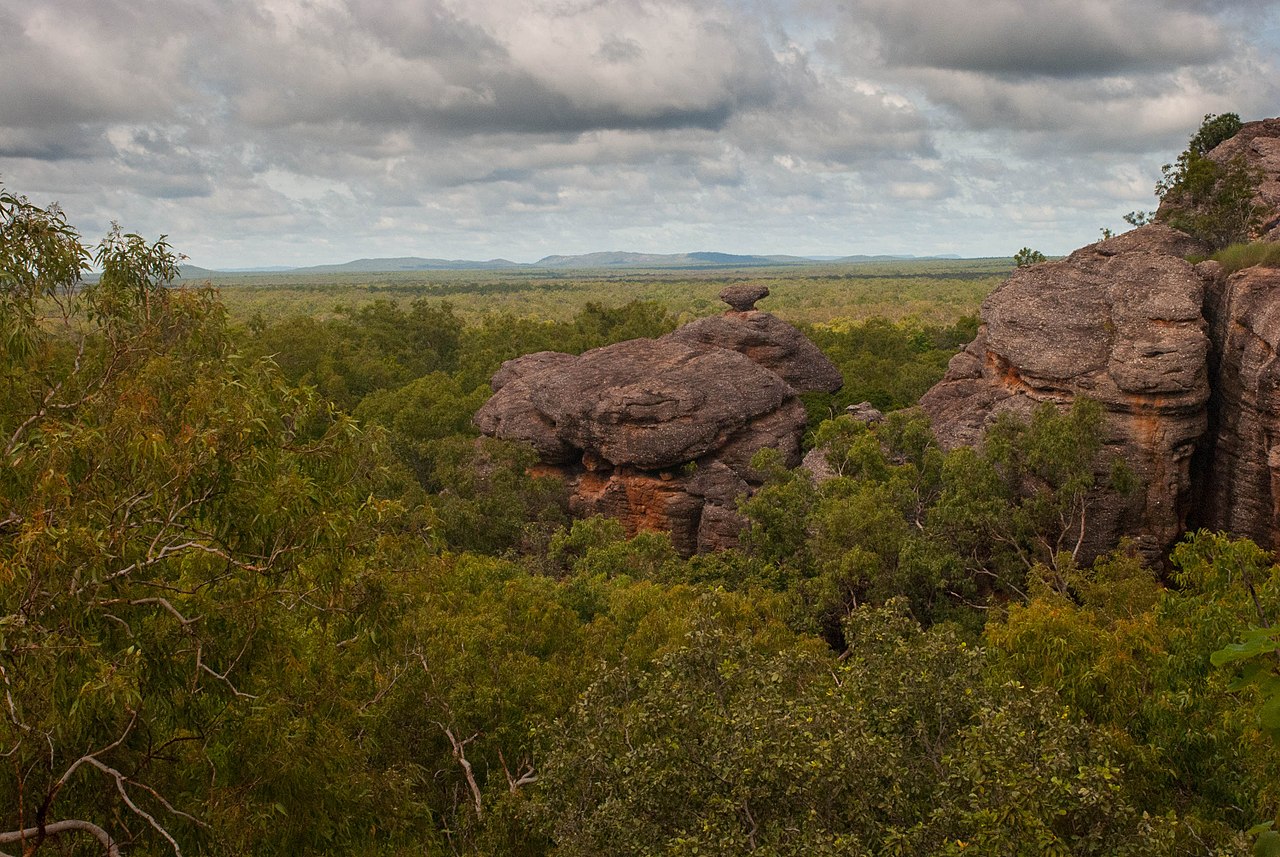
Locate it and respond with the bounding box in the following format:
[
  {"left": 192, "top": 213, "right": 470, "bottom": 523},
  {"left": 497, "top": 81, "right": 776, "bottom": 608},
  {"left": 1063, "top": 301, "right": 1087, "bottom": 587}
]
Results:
[
  {"left": 1198, "top": 265, "right": 1280, "bottom": 546},
  {"left": 919, "top": 225, "right": 1280, "bottom": 562},
  {"left": 475, "top": 287, "right": 841, "bottom": 554},
  {"left": 920, "top": 225, "right": 1214, "bottom": 559}
]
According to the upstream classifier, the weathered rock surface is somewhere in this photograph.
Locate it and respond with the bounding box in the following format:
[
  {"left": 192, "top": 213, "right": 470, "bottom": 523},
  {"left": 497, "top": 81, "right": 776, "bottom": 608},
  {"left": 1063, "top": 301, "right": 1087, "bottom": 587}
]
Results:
[
  {"left": 1198, "top": 265, "right": 1280, "bottom": 545},
  {"left": 663, "top": 311, "right": 843, "bottom": 393},
  {"left": 525, "top": 339, "right": 797, "bottom": 470},
  {"left": 489, "top": 350, "right": 577, "bottom": 392},
  {"left": 920, "top": 224, "right": 1214, "bottom": 559},
  {"left": 720, "top": 284, "right": 770, "bottom": 311},
  {"left": 845, "top": 401, "right": 885, "bottom": 424},
  {"left": 474, "top": 290, "right": 842, "bottom": 553}
]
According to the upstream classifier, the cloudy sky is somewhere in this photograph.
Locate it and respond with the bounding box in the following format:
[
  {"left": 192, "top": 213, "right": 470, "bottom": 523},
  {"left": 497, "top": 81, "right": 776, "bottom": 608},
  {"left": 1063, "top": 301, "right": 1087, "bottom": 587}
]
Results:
[{"left": 2, "top": 0, "right": 1278, "bottom": 267}]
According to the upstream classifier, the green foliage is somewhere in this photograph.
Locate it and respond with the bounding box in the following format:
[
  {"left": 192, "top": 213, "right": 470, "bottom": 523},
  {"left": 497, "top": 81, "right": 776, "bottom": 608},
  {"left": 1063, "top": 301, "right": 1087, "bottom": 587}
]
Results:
[
  {"left": 1212, "top": 241, "right": 1280, "bottom": 274},
  {"left": 740, "top": 400, "right": 1123, "bottom": 633},
  {"left": 0, "top": 186, "right": 441, "bottom": 852},
  {"left": 990, "top": 533, "right": 1280, "bottom": 849},
  {"left": 802, "top": 316, "right": 976, "bottom": 422},
  {"left": 0, "top": 189, "right": 87, "bottom": 366},
  {"left": 536, "top": 601, "right": 1190, "bottom": 855},
  {"left": 1188, "top": 112, "right": 1244, "bottom": 156},
  {"left": 1014, "top": 247, "right": 1047, "bottom": 267},
  {"left": 8, "top": 182, "right": 1280, "bottom": 855},
  {"left": 1156, "top": 112, "right": 1263, "bottom": 249}
]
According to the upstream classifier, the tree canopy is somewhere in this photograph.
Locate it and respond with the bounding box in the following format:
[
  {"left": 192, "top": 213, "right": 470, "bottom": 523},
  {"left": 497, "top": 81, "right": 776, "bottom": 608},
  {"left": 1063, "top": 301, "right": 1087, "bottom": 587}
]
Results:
[{"left": 2, "top": 185, "right": 1279, "bottom": 855}]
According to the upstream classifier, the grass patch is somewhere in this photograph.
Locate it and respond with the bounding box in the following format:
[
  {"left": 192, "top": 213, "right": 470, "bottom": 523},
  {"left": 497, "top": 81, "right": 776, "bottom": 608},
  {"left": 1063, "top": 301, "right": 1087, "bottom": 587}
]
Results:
[{"left": 1212, "top": 241, "right": 1280, "bottom": 274}]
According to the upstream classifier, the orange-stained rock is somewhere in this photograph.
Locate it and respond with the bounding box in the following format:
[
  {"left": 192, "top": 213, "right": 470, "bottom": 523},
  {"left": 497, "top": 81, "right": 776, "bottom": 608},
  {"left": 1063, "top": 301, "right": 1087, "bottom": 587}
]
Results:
[
  {"left": 474, "top": 290, "right": 842, "bottom": 554},
  {"left": 920, "top": 224, "right": 1213, "bottom": 560}
]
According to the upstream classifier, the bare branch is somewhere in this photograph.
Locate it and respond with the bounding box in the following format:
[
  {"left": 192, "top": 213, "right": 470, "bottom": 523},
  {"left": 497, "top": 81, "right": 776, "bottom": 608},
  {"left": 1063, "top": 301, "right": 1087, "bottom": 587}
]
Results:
[
  {"left": 0, "top": 819, "right": 121, "bottom": 857},
  {"left": 83, "top": 757, "right": 184, "bottom": 856},
  {"left": 437, "top": 723, "right": 484, "bottom": 818},
  {"left": 498, "top": 749, "right": 537, "bottom": 793},
  {"left": 198, "top": 662, "right": 258, "bottom": 699}
]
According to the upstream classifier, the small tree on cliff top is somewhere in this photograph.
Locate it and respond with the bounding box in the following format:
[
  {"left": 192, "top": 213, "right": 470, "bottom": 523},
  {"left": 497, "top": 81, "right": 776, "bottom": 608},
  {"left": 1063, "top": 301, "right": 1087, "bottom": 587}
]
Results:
[{"left": 1156, "top": 112, "right": 1264, "bottom": 248}]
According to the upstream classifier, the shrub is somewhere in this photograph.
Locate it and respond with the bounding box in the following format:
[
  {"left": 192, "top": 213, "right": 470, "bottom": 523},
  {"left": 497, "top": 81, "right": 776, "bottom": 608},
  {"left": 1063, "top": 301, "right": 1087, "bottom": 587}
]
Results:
[
  {"left": 1156, "top": 113, "right": 1264, "bottom": 249},
  {"left": 1212, "top": 241, "right": 1280, "bottom": 274},
  {"left": 1013, "top": 247, "right": 1047, "bottom": 267}
]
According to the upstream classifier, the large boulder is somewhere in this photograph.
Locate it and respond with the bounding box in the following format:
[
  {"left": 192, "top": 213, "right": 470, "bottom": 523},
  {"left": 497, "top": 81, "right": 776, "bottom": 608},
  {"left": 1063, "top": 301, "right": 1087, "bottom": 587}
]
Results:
[
  {"left": 474, "top": 292, "right": 841, "bottom": 554},
  {"left": 920, "top": 225, "right": 1214, "bottom": 559}
]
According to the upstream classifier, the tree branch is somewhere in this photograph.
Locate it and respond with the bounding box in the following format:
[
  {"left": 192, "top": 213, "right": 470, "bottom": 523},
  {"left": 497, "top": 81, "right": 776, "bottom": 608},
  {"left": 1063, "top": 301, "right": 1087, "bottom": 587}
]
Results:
[
  {"left": 0, "top": 819, "right": 121, "bottom": 857},
  {"left": 437, "top": 723, "right": 484, "bottom": 818}
]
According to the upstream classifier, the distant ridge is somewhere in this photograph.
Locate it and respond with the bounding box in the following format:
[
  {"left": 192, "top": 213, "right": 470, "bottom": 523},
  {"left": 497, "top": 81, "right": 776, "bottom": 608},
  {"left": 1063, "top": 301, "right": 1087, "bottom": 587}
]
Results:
[
  {"left": 178, "top": 251, "right": 970, "bottom": 276},
  {"left": 293, "top": 256, "right": 521, "bottom": 273}
]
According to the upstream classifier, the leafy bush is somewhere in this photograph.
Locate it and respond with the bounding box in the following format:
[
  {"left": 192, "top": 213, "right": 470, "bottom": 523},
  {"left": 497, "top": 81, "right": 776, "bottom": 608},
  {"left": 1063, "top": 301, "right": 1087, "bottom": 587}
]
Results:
[
  {"left": 1156, "top": 112, "right": 1264, "bottom": 249},
  {"left": 1188, "top": 112, "right": 1243, "bottom": 156},
  {"left": 1014, "top": 247, "right": 1047, "bottom": 267}
]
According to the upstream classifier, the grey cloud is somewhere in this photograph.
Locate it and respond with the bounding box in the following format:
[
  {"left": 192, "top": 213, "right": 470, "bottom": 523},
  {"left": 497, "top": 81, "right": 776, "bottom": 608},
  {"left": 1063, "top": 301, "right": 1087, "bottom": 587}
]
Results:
[
  {"left": 1, "top": 0, "right": 1277, "bottom": 270},
  {"left": 0, "top": 0, "right": 200, "bottom": 127},
  {"left": 211, "top": 0, "right": 782, "bottom": 137},
  {"left": 843, "top": 0, "right": 1227, "bottom": 78},
  {"left": 0, "top": 126, "right": 111, "bottom": 161}
]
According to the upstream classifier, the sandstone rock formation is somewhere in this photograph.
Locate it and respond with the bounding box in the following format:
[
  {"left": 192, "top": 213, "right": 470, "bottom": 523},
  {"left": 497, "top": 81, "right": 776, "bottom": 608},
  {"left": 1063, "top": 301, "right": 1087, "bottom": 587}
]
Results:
[
  {"left": 663, "top": 311, "right": 843, "bottom": 394},
  {"left": 1198, "top": 264, "right": 1280, "bottom": 546},
  {"left": 920, "top": 118, "right": 1280, "bottom": 562},
  {"left": 475, "top": 291, "right": 841, "bottom": 553},
  {"left": 920, "top": 225, "right": 1215, "bottom": 559}
]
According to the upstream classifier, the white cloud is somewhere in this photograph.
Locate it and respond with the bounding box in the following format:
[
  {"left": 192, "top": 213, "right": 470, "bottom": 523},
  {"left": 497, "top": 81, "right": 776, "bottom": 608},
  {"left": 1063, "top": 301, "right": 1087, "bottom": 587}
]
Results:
[{"left": 0, "top": 0, "right": 1277, "bottom": 266}]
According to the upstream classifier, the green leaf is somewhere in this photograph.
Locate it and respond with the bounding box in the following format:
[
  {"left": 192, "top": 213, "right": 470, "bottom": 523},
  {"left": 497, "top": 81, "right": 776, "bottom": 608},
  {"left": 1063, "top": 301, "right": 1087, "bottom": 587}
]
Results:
[{"left": 1255, "top": 829, "right": 1280, "bottom": 857}]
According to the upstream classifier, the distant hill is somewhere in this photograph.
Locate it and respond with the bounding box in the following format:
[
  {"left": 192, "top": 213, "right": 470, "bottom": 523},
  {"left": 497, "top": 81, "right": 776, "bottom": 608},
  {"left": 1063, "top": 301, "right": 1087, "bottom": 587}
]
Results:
[
  {"left": 832, "top": 253, "right": 963, "bottom": 262},
  {"left": 175, "top": 251, "right": 972, "bottom": 276},
  {"left": 292, "top": 256, "right": 521, "bottom": 273},
  {"left": 531, "top": 251, "right": 811, "bottom": 268},
  {"left": 176, "top": 264, "right": 222, "bottom": 279}
]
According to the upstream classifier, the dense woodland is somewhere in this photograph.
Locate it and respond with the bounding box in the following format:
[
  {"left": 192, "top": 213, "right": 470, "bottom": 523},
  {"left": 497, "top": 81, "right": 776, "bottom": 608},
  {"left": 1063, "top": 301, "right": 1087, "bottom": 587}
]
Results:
[{"left": 4, "top": 180, "right": 1280, "bottom": 856}]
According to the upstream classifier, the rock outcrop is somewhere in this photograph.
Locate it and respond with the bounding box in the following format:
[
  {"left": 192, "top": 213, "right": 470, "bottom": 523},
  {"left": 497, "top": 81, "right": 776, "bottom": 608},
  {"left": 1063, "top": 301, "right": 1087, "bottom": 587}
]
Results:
[
  {"left": 920, "top": 111, "right": 1280, "bottom": 562},
  {"left": 1156, "top": 117, "right": 1280, "bottom": 242},
  {"left": 475, "top": 288, "right": 841, "bottom": 553},
  {"left": 921, "top": 225, "right": 1214, "bottom": 559},
  {"left": 1199, "top": 264, "right": 1280, "bottom": 546}
]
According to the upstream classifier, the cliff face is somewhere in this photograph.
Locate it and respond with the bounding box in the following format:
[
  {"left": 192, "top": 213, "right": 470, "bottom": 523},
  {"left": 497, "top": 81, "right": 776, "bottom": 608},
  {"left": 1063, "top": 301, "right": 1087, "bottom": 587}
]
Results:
[
  {"left": 921, "top": 117, "right": 1280, "bottom": 561},
  {"left": 921, "top": 205, "right": 1280, "bottom": 560},
  {"left": 1198, "top": 264, "right": 1280, "bottom": 545},
  {"left": 475, "top": 286, "right": 841, "bottom": 554},
  {"left": 920, "top": 226, "right": 1214, "bottom": 559}
]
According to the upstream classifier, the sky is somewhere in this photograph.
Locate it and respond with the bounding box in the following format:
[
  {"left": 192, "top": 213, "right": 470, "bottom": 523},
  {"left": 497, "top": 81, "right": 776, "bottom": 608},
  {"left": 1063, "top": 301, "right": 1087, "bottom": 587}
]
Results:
[{"left": 2, "top": 0, "right": 1279, "bottom": 268}]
